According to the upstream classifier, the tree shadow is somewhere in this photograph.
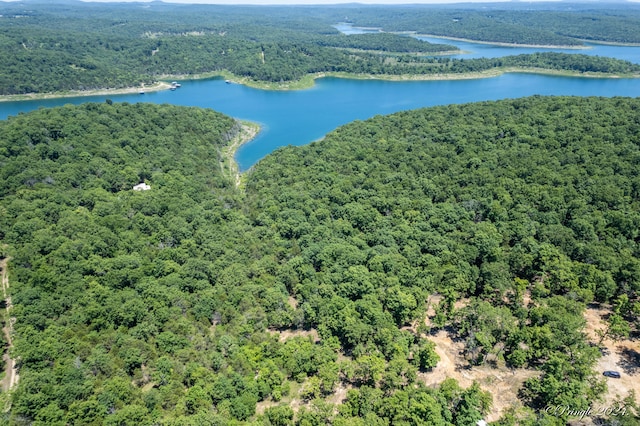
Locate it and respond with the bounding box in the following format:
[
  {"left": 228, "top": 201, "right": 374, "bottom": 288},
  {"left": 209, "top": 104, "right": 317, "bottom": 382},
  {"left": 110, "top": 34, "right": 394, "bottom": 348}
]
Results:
[
  {"left": 589, "top": 341, "right": 609, "bottom": 356},
  {"left": 617, "top": 347, "right": 640, "bottom": 375},
  {"left": 443, "top": 325, "right": 466, "bottom": 343}
]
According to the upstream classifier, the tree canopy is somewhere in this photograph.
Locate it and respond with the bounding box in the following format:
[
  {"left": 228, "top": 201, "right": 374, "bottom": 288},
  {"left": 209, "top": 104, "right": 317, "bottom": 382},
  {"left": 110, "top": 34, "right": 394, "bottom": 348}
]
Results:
[
  {"left": 0, "top": 96, "right": 639, "bottom": 424},
  {"left": 1, "top": 2, "right": 639, "bottom": 95}
]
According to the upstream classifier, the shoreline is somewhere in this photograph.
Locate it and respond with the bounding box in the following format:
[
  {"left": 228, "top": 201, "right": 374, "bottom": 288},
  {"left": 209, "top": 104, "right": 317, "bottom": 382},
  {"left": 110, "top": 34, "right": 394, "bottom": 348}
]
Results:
[
  {"left": 221, "top": 121, "right": 261, "bottom": 190},
  {"left": 579, "top": 39, "right": 640, "bottom": 47},
  {"left": 1, "top": 63, "right": 638, "bottom": 104},
  {"left": 341, "top": 24, "right": 590, "bottom": 49},
  {"left": 0, "top": 81, "right": 173, "bottom": 103},
  {"left": 413, "top": 33, "right": 591, "bottom": 50},
  {"left": 229, "top": 66, "right": 639, "bottom": 92}
]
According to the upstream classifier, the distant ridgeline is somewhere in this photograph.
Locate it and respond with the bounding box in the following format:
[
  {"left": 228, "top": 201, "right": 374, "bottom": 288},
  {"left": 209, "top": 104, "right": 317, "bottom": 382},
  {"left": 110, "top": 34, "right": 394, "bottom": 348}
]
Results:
[
  {"left": 0, "top": 97, "right": 639, "bottom": 424},
  {"left": 1, "top": 2, "right": 640, "bottom": 94}
]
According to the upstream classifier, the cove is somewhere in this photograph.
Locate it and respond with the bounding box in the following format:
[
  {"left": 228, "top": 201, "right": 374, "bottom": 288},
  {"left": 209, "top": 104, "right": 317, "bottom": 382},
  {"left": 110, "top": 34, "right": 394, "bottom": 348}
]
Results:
[{"left": 1, "top": 46, "right": 640, "bottom": 172}]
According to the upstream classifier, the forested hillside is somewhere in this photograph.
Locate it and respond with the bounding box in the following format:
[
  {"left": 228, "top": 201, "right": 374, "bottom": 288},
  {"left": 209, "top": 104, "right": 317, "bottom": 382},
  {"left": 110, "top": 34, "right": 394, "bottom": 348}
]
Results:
[
  {"left": 0, "top": 97, "right": 639, "bottom": 424},
  {"left": 1, "top": 2, "right": 639, "bottom": 95},
  {"left": 244, "top": 96, "right": 640, "bottom": 424},
  {"left": 345, "top": 6, "right": 640, "bottom": 46}
]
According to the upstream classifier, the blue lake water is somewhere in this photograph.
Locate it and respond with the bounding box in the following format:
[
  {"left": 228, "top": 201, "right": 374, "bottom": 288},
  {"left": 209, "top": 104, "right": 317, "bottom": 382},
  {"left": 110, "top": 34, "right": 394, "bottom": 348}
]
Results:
[
  {"left": 1, "top": 33, "right": 640, "bottom": 171},
  {"left": 416, "top": 35, "right": 640, "bottom": 63},
  {"left": 337, "top": 23, "right": 640, "bottom": 63}
]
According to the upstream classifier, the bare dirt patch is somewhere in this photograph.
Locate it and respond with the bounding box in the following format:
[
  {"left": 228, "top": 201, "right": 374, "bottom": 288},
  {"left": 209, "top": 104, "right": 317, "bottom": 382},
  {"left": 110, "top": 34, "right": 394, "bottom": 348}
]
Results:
[
  {"left": 420, "top": 329, "right": 540, "bottom": 423},
  {"left": 326, "top": 382, "right": 351, "bottom": 406},
  {"left": 255, "top": 379, "right": 350, "bottom": 419},
  {"left": 413, "top": 294, "right": 538, "bottom": 421},
  {"left": 255, "top": 381, "right": 305, "bottom": 416},
  {"left": 255, "top": 398, "right": 278, "bottom": 416},
  {"left": 425, "top": 294, "right": 443, "bottom": 319},
  {"left": 453, "top": 297, "right": 471, "bottom": 311},
  {"left": 583, "top": 305, "right": 640, "bottom": 408},
  {"left": 287, "top": 296, "right": 298, "bottom": 310},
  {"left": 268, "top": 328, "right": 320, "bottom": 343}
]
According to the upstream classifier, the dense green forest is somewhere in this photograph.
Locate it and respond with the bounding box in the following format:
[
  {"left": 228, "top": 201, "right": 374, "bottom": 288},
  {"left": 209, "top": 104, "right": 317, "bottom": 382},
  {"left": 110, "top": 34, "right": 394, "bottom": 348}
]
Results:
[
  {"left": 1, "top": 2, "right": 639, "bottom": 95},
  {"left": 0, "top": 97, "right": 639, "bottom": 424},
  {"left": 343, "top": 6, "right": 640, "bottom": 46}
]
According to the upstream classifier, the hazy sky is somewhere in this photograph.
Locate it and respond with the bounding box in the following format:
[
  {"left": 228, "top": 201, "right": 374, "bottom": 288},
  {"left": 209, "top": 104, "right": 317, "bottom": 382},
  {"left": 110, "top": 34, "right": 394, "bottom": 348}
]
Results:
[
  {"left": 68, "top": 0, "right": 640, "bottom": 4},
  {"left": 69, "top": 0, "right": 566, "bottom": 4},
  {"left": 73, "top": 0, "right": 511, "bottom": 4},
  {"left": 4, "top": 0, "right": 638, "bottom": 4}
]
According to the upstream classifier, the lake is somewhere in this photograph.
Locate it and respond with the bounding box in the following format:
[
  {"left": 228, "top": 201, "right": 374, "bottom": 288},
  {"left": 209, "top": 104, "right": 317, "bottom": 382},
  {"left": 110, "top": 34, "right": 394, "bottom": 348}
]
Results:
[
  {"left": 336, "top": 23, "right": 640, "bottom": 63},
  {"left": 1, "top": 35, "right": 640, "bottom": 171}
]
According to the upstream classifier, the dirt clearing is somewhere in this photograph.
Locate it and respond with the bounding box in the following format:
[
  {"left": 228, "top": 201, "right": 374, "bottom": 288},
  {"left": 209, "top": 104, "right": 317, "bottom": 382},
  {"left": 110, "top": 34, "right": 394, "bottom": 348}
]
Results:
[
  {"left": 420, "top": 328, "right": 540, "bottom": 423},
  {"left": 583, "top": 304, "right": 640, "bottom": 408}
]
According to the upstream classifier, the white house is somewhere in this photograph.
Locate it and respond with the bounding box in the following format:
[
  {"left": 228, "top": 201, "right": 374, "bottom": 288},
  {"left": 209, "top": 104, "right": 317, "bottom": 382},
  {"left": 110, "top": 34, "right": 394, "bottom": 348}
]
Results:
[{"left": 133, "top": 182, "right": 151, "bottom": 191}]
